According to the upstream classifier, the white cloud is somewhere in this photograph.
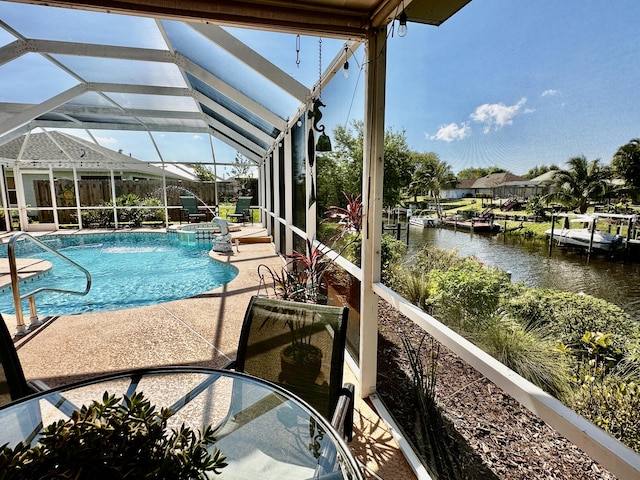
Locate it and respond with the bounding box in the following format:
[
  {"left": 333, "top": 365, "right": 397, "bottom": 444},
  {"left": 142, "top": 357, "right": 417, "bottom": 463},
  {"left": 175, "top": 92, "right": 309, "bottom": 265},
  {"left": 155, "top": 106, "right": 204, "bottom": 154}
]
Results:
[
  {"left": 429, "top": 122, "right": 470, "bottom": 142},
  {"left": 192, "top": 134, "right": 203, "bottom": 140},
  {"left": 541, "top": 89, "right": 559, "bottom": 97},
  {"left": 95, "top": 136, "right": 118, "bottom": 144},
  {"left": 470, "top": 97, "right": 526, "bottom": 133}
]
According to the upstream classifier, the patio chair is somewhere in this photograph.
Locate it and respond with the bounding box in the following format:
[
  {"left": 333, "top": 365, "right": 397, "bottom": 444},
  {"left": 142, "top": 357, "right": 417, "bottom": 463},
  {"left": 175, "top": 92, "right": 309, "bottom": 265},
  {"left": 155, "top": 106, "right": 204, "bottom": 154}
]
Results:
[
  {"left": 227, "top": 296, "right": 354, "bottom": 441},
  {"left": 227, "top": 196, "right": 253, "bottom": 224},
  {"left": 0, "top": 315, "right": 49, "bottom": 406},
  {"left": 180, "top": 196, "right": 207, "bottom": 223}
]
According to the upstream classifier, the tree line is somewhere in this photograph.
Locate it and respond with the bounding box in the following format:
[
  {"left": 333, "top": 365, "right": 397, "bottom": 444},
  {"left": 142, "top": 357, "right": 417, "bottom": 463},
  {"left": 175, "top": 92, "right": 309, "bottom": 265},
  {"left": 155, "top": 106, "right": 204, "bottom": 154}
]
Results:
[{"left": 317, "top": 119, "right": 640, "bottom": 215}]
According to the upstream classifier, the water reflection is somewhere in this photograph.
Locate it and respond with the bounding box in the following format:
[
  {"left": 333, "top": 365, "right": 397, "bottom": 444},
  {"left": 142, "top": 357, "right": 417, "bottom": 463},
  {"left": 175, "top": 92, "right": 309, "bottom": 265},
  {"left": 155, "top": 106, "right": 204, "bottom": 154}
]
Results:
[{"left": 407, "top": 226, "right": 640, "bottom": 320}]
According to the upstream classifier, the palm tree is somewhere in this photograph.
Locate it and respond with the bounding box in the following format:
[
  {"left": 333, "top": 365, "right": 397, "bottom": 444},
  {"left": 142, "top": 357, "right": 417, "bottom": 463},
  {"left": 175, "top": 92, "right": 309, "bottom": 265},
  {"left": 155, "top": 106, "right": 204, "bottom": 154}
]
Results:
[
  {"left": 612, "top": 138, "right": 640, "bottom": 195},
  {"left": 545, "top": 156, "right": 611, "bottom": 214},
  {"left": 410, "top": 159, "right": 456, "bottom": 218}
]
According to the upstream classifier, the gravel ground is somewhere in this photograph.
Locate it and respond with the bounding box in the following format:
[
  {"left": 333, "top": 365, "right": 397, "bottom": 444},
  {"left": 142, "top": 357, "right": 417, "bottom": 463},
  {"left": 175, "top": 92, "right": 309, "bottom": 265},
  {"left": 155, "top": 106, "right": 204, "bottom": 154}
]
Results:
[{"left": 375, "top": 300, "right": 617, "bottom": 480}]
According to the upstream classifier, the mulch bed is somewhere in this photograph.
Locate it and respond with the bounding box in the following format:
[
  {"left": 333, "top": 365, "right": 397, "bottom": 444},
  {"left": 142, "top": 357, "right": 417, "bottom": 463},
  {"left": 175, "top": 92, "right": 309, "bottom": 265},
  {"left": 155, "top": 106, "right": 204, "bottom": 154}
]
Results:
[{"left": 375, "top": 300, "right": 617, "bottom": 480}]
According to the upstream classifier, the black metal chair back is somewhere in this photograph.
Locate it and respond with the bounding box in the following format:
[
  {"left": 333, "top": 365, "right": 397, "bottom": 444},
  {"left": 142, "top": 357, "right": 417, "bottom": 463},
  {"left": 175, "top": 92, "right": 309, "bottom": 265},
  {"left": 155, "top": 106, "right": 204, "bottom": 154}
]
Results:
[
  {"left": 0, "top": 315, "right": 34, "bottom": 406},
  {"left": 234, "top": 296, "right": 349, "bottom": 423}
]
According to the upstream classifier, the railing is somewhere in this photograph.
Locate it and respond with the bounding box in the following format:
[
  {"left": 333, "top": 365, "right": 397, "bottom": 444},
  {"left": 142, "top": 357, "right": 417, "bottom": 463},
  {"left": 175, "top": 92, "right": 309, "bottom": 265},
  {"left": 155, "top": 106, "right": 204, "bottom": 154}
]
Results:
[
  {"left": 7, "top": 232, "right": 92, "bottom": 334},
  {"left": 372, "top": 282, "right": 640, "bottom": 480}
]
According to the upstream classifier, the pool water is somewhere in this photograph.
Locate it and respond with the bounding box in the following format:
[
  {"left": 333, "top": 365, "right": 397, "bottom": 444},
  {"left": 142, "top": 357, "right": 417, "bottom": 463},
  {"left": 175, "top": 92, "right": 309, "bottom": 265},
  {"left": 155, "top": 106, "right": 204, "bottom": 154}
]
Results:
[{"left": 0, "top": 233, "right": 238, "bottom": 316}]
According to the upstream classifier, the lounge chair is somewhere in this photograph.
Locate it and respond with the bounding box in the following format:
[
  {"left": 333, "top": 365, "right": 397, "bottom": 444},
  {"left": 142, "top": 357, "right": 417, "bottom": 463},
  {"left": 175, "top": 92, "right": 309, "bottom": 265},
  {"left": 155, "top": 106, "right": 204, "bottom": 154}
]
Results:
[
  {"left": 180, "top": 196, "right": 207, "bottom": 223},
  {"left": 226, "top": 296, "right": 354, "bottom": 441},
  {"left": 227, "top": 196, "right": 253, "bottom": 224}
]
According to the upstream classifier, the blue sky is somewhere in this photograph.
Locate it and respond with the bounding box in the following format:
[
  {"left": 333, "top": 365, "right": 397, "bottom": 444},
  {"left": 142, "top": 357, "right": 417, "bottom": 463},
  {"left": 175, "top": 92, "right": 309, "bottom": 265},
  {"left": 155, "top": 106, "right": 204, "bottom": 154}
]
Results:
[
  {"left": 0, "top": 1, "right": 639, "bottom": 177},
  {"left": 236, "top": 0, "right": 640, "bottom": 176},
  {"left": 383, "top": 0, "right": 640, "bottom": 175}
]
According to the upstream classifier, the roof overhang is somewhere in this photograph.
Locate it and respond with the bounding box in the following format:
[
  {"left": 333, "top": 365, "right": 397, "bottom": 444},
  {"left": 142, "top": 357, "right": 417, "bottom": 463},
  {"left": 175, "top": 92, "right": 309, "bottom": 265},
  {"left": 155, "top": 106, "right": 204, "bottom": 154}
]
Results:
[{"left": 7, "top": 0, "right": 472, "bottom": 37}]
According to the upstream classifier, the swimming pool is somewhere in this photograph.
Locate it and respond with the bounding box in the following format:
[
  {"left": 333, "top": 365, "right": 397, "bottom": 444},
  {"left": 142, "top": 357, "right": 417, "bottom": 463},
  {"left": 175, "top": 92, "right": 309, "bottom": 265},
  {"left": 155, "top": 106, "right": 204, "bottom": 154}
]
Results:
[{"left": 0, "top": 232, "right": 238, "bottom": 316}]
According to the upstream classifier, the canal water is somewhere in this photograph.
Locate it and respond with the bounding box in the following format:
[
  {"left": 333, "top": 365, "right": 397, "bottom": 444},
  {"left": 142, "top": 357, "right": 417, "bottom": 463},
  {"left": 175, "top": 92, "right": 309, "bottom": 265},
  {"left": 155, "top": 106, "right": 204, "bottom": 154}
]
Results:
[{"left": 406, "top": 225, "right": 640, "bottom": 321}]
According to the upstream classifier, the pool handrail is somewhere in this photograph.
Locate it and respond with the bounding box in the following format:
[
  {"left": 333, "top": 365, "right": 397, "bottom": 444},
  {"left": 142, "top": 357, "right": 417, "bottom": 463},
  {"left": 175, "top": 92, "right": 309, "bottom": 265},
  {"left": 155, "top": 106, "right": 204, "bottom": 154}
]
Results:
[{"left": 8, "top": 232, "right": 92, "bottom": 335}]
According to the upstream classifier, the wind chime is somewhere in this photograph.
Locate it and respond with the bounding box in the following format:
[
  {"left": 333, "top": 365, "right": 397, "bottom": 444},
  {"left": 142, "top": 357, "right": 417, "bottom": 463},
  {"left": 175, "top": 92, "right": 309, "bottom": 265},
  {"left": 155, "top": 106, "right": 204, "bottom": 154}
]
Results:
[
  {"left": 306, "top": 38, "right": 332, "bottom": 206},
  {"left": 308, "top": 38, "right": 332, "bottom": 155}
]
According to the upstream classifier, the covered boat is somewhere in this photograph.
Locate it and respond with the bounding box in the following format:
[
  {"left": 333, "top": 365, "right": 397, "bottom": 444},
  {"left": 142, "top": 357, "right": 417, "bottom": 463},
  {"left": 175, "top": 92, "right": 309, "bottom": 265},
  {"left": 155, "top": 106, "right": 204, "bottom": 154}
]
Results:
[
  {"left": 545, "top": 228, "right": 625, "bottom": 251},
  {"left": 546, "top": 215, "right": 625, "bottom": 251}
]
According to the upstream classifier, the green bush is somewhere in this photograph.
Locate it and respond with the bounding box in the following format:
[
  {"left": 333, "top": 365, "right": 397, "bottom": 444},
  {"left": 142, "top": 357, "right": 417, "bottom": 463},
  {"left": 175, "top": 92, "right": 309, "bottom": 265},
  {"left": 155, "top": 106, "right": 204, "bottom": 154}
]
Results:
[
  {"left": 394, "top": 244, "right": 640, "bottom": 443},
  {"left": 525, "top": 195, "right": 548, "bottom": 219},
  {"left": 413, "top": 245, "right": 468, "bottom": 274},
  {"left": 395, "top": 270, "right": 431, "bottom": 312},
  {"left": 504, "top": 288, "right": 637, "bottom": 349},
  {"left": 573, "top": 373, "right": 640, "bottom": 451},
  {"left": 617, "top": 338, "right": 640, "bottom": 381},
  {"left": 81, "top": 205, "right": 114, "bottom": 228},
  {"left": 428, "top": 259, "right": 511, "bottom": 329},
  {"left": 81, "top": 195, "right": 165, "bottom": 228},
  {"left": 381, "top": 234, "right": 407, "bottom": 286},
  {"left": 0, "top": 391, "right": 227, "bottom": 479},
  {"left": 473, "top": 314, "right": 572, "bottom": 400}
]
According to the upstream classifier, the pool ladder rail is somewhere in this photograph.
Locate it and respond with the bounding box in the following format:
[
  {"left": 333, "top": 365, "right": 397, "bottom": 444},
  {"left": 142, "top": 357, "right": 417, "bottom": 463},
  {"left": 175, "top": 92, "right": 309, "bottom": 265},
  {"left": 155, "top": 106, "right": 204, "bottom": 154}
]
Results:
[{"left": 7, "top": 232, "right": 92, "bottom": 335}]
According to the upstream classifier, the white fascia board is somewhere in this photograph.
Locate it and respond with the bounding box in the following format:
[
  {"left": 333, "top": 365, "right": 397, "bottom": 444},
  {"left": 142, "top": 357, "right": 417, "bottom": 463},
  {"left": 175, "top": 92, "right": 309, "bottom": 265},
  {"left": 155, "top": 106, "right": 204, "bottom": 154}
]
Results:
[{"left": 188, "top": 24, "right": 308, "bottom": 102}]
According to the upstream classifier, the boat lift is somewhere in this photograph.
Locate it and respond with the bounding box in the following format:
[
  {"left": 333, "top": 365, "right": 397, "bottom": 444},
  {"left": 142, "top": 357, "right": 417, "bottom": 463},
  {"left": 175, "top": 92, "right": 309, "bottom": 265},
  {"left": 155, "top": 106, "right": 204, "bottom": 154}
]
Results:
[{"left": 548, "top": 212, "right": 637, "bottom": 260}]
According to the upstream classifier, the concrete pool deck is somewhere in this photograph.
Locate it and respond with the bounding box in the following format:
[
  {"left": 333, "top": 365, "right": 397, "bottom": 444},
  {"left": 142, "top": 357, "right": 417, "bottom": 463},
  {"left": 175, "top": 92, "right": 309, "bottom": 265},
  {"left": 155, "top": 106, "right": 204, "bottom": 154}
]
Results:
[{"left": 2, "top": 226, "right": 417, "bottom": 480}]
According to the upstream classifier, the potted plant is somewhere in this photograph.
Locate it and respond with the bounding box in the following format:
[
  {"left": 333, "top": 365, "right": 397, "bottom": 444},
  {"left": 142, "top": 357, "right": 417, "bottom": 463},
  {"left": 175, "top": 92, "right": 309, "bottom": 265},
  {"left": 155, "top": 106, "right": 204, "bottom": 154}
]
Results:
[
  {"left": 254, "top": 193, "right": 363, "bottom": 381},
  {"left": 277, "top": 306, "right": 324, "bottom": 385},
  {"left": 257, "top": 191, "right": 363, "bottom": 305},
  {"left": 0, "top": 391, "right": 227, "bottom": 479},
  {"left": 325, "top": 192, "right": 363, "bottom": 238},
  {"left": 257, "top": 238, "right": 332, "bottom": 305}
]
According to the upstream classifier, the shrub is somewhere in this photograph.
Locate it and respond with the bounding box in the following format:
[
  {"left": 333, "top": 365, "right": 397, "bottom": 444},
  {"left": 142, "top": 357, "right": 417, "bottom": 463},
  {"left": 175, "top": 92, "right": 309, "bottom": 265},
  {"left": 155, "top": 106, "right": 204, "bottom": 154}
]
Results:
[
  {"left": 0, "top": 391, "right": 227, "bottom": 479},
  {"left": 81, "top": 195, "right": 165, "bottom": 227},
  {"left": 81, "top": 205, "right": 114, "bottom": 228},
  {"left": 616, "top": 338, "right": 640, "bottom": 381},
  {"left": 413, "top": 245, "right": 467, "bottom": 274},
  {"left": 428, "top": 259, "right": 511, "bottom": 329},
  {"left": 525, "top": 195, "right": 548, "bottom": 219},
  {"left": 473, "top": 313, "right": 572, "bottom": 400},
  {"left": 395, "top": 270, "right": 431, "bottom": 312},
  {"left": 504, "top": 288, "right": 637, "bottom": 349},
  {"left": 140, "top": 196, "right": 165, "bottom": 223},
  {"left": 381, "top": 234, "right": 406, "bottom": 286},
  {"left": 117, "top": 193, "right": 145, "bottom": 226},
  {"left": 572, "top": 372, "right": 640, "bottom": 451}
]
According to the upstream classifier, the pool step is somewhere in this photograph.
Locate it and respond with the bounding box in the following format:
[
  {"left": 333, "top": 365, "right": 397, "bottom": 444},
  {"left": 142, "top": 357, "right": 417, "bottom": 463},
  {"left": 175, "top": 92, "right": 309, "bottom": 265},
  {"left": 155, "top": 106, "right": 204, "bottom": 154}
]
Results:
[{"left": 0, "top": 258, "right": 53, "bottom": 291}]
